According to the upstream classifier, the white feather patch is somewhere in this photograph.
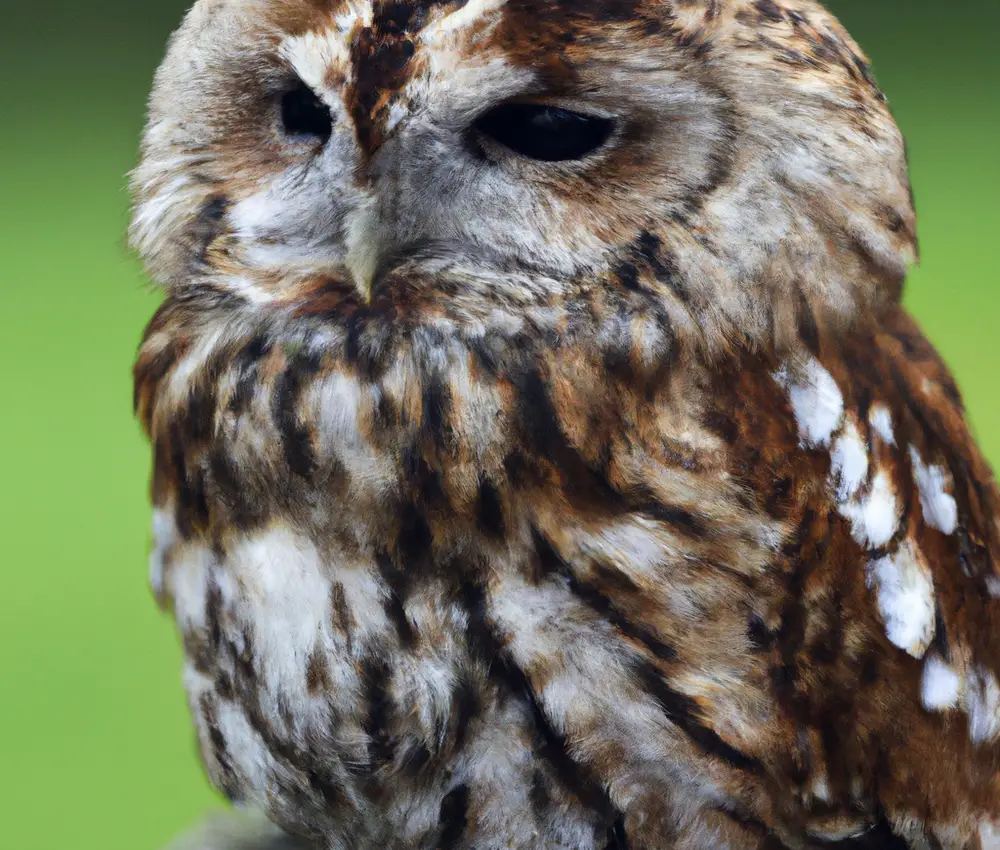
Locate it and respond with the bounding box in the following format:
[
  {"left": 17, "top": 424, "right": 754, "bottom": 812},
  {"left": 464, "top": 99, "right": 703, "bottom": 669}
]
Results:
[
  {"left": 840, "top": 469, "right": 900, "bottom": 550},
  {"left": 866, "top": 539, "right": 936, "bottom": 658},
  {"left": 868, "top": 404, "right": 896, "bottom": 446},
  {"left": 921, "top": 653, "right": 962, "bottom": 711},
  {"left": 168, "top": 543, "right": 215, "bottom": 634},
  {"left": 909, "top": 446, "right": 958, "bottom": 536},
  {"left": 986, "top": 576, "right": 1000, "bottom": 599},
  {"left": 830, "top": 419, "right": 869, "bottom": 502},
  {"left": 965, "top": 665, "right": 1000, "bottom": 745},
  {"left": 773, "top": 358, "right": 845, "bottom": 449},
  {"left": 225, "top": 527, "right": 335, "bottom": 700},
  {"left": 980, "top": 821, "right": 1000, "bottom": 850}
]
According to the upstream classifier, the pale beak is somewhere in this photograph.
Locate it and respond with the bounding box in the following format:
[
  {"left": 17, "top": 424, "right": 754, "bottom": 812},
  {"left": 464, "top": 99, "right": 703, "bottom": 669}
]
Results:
[{"left": 344, "top": 202, "right": 386, "bottom": 304}]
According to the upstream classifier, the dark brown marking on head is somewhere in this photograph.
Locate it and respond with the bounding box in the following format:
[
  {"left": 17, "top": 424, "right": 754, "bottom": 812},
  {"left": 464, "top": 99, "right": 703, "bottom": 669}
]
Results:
[
  {"left": 614, "top": 260, "right": 642, "bottom": 293},
  {"left": 178, "top": 381, "right": 219, "bottom": 447},
  {"left": 402, "top": 444, "right": 447, "bottom": 507},
  {"left": 346, "top": 1, "right": 467, "bottom": 159},
  {"left": 396, "top": 739, "right": 433, "bottom": 777},
  {"left": 466, "top": 331, "right": 507, "bottom": 378},
  {"left": 487, "top": 0, "right": 665, "bottom": 90},
  {"left": 205, "top": 577, "right": 224, "bottom": 654},
  {"left": 348, "top": 30, "right": 416, "bottom": 157},
  {"left": 637, "top": 499, "right": 709, "bottom": 541},
  {"left": 764, "top": 476, "right": 794, "bottom": 520},
  {"left": 636, "top": 230, "right": 688, "bottom": 303}
]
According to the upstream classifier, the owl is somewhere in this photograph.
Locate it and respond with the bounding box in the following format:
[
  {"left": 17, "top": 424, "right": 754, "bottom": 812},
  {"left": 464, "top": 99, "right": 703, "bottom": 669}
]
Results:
[{"left": 131, "top": 1, "right": 1000, "bottom": 848}]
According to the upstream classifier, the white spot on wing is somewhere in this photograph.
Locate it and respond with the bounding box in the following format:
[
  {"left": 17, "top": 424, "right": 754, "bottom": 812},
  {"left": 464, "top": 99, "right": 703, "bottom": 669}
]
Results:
[
  {"left": 866, "top": 539, "right": 936, "bottom": 658},
  {"left": 966, "top": 665, "right": 1000, "bottom": 745},
  {"left": 986, "top": 576, "right": 1000, "bottom": 599},
  {"left": 840, "top": 469, "right": 900, "bottom": 549},
  {"left": 868, "top": 404, "right": 896, "bottom": 446},
  {"left": 909, "top": 446, "right": 958, "bottom": 535},
  {"left": 980, "top": 821, "right": 1000, "bottom": 850},
  {"left": 773, "top": 358, "right": 845, "bottom": 449},
  {"left": 830, "top": 419, "right": 869, "bottom": 502},
  {"left": 773, "top": 362, "right": 900, "bottom": 548},
  {"left": 921, "top": 653, "right": 961, "bottom": 710}
]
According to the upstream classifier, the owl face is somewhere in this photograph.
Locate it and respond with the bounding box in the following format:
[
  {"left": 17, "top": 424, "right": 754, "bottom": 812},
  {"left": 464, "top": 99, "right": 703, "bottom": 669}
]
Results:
[{"left": 132, "top": 0, "right": 916, "bottom": 344}]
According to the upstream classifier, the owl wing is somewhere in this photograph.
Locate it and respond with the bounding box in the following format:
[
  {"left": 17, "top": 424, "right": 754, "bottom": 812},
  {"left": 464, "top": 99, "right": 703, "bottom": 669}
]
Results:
[
  {"left": 686, "top": 304, "right": 1000, "bottom": 846},
  {"left": 496, "top": 303, "right": 1000, "bottom": 848}
]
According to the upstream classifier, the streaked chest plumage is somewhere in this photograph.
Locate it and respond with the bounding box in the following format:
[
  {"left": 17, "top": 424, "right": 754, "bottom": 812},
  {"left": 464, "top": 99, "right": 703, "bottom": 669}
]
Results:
[{"left": 136, "top": 290, "right": 1000, "bottom": 850}]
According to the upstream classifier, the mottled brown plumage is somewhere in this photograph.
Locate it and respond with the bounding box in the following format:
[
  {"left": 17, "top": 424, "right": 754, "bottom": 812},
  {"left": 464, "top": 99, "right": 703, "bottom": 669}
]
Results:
[{"left": 132, "top": 1, "right": 1000, "bottom": 848}]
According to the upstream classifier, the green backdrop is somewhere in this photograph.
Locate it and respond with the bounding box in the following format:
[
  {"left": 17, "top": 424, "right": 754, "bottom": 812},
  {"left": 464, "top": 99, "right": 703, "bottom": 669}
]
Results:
[{"left": 1, "top": 1, "right": 996, "bottom": 848}]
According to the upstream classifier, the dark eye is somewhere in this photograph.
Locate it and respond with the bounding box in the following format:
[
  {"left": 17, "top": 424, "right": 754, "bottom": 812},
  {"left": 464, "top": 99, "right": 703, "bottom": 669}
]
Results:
[
  {"left": 473, "top": 103, "right": 614, "bottom": 162},
  {"left": 280, "top": 80, "right": 333, "bottom": 142}
]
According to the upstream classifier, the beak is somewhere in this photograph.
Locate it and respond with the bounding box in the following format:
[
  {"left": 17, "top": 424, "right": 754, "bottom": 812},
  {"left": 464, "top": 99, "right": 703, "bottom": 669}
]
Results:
[{"left": 344, "top": 201, "right": 388, "bottom": 304}]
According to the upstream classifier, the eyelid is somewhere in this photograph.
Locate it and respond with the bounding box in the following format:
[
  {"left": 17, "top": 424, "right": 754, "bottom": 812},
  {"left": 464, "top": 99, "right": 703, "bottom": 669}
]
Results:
[{"left": 476, "top": 94, "right": 618, "bottom": 123}]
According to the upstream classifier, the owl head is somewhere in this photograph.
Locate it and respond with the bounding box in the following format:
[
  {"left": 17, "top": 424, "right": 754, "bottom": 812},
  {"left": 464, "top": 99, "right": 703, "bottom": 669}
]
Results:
[{"left": 131, "top": 0, "right": 916, "bottom": 352}]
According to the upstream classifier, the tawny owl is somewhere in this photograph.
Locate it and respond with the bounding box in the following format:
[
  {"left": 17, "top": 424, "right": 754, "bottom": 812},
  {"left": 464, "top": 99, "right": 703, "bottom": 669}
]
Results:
[{"left": 131, "top": 1, "right": 1000, "bottom": 848}]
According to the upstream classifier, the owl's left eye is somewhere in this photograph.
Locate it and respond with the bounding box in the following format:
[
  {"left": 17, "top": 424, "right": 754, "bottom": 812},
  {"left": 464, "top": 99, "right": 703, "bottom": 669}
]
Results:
[
  {"left": 473, "top": 103, "right": 614, "bottom": 162},
  {"left": 280, "top": 80, "right": 333, "bottom": 143}
]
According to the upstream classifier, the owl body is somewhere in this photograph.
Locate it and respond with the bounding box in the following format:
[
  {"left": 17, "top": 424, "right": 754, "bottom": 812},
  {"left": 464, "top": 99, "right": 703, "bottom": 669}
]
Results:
[{"left": 133, "top": 1, "right": 1000, "bottom": 848}]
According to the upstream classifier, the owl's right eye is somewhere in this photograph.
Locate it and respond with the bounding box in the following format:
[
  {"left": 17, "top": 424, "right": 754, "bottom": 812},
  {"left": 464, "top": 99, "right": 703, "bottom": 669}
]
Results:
[{"left": 280, "top": 80, "right": 333, "bottom": 143}]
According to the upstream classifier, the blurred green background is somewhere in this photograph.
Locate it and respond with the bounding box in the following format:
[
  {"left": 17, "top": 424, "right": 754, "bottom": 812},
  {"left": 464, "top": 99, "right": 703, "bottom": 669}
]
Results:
[{"left": 0, "top": 1, "right": 997, "bottom": 848}]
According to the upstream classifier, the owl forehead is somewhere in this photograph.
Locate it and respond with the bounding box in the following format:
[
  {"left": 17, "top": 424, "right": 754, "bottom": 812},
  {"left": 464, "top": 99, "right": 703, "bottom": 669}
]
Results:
[{"left": 270, "top": 0, "right": 682, "bottom": 153}]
